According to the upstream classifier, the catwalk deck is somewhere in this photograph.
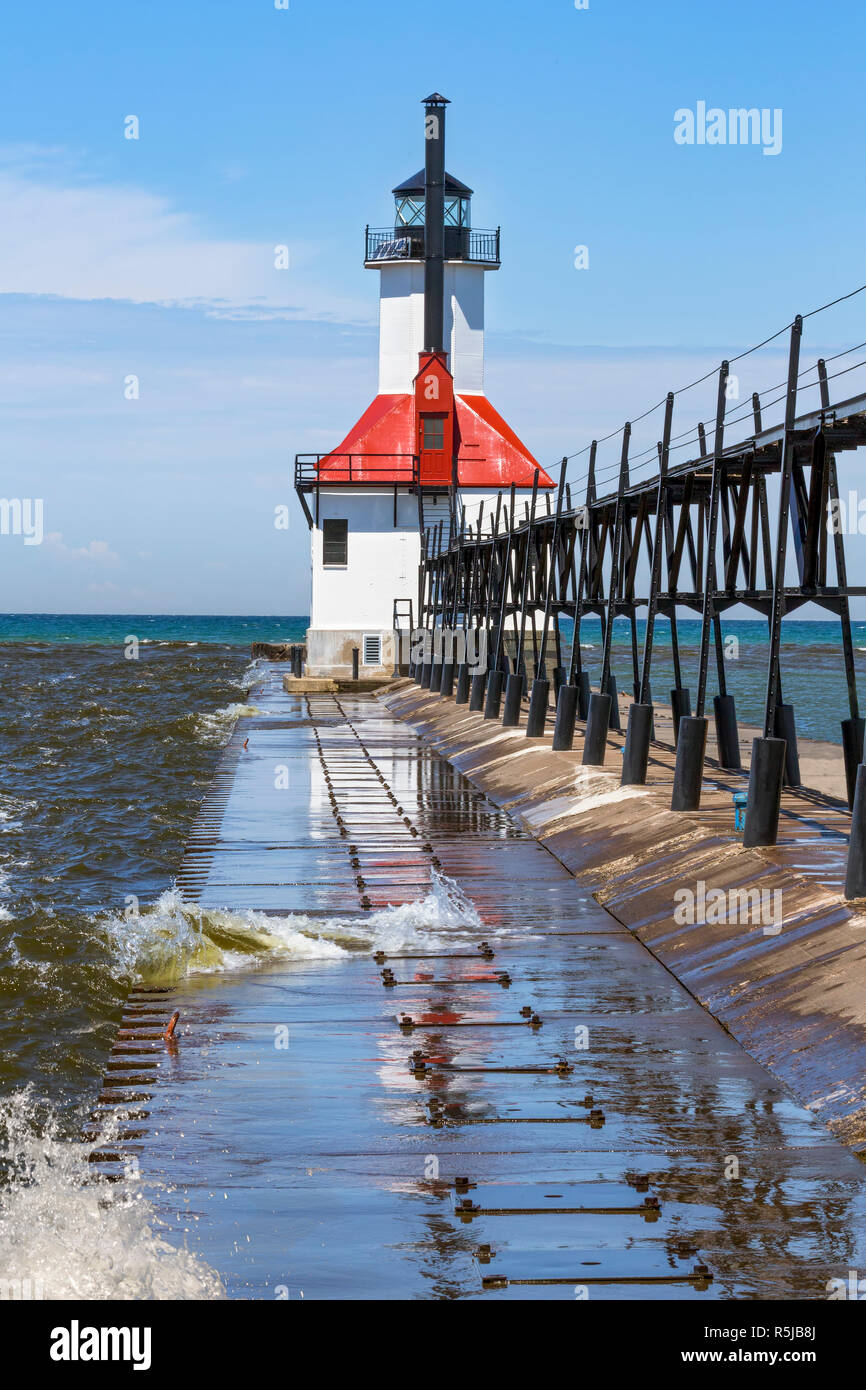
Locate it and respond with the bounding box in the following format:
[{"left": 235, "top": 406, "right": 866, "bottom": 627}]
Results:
[{"left": 94, "top": 665, "right": 866, "bottom": 1300}]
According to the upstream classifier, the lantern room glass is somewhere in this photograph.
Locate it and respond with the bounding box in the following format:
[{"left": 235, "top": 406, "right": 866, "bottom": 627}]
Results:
[{"left": 394, "top": 195, "right": 470, "bottom": 228}]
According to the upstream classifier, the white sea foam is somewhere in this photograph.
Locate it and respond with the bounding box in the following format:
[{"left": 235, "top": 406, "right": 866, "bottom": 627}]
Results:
[
  {"left": 100, "top": 871, "right": 483, "bottom": 986},
  {"left": 190, "top": 702, "right": 260, "bottom": 747},
  {"left": 0, "top": 1091, "right": 224, "bottom": 1300},
  {"left": 0, "top": 794, "right": 36, "bottom": 829},
  {"left": 233, "top": 660, "right": 263, "bottom": 694},
  {"left": 103, "top": 891, "right": 348, "bottom": 984},
  {"left": 319, "top": 869, "right": 484, "bottom": 954}
]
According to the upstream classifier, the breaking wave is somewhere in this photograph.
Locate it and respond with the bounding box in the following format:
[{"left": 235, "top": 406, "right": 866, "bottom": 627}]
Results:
[
  {"left": 99, "top": 870, "right": 483, "bottom": 986},
  {"left": 0, "top": 1092, "right": 224, "bottom": 1300},
  {"left": 104, "top": 891, "right": 348, "bottom": 983},
  {"left": 189, "top": 702, "right": 260, "bottom": 747}
]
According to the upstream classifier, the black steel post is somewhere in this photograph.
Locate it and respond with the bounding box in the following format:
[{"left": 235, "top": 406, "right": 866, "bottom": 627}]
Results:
[
  {"left": 414, "top": 528, "right": 431, "bottom": 681},
  {"left": 816, "top": 359, "right": 865, "bottom": 807},
  {"left": 484, "top": 485, "right": 516, "bottom": 718},
  {"left": 846, "top": 766, "right": 866, "bottom": 899},
  {"left": 503, "top": 471, "right": 539, "bottom": 727},
  {"left": 423, "top": 94, "right": 448, "bottom": 355},
  {"left": 670, "top": 685, "right": 692, "bottom": 742},
  {"left": 623, "top": 393, "right": 674, "bottom": 786},
  {"left": 671, "top": 364, "right": 727, "bottom": 811},
  {"left": 439, "top": 504, "right": 464, "bottom": 697},
  {"left": 553, "top": 444, "right": 596, "bottom": 749},
  {"left": 743, "top": 736, "right": 787, "bottom": 849},
  {"left": 456, "top": 508, "right": 483, "bottom": 705},
  {"left": 743, "top": 316, "right": 802, "bottom": 846},
  {"left": 422, "top": 519, "right": 444, "bottom": 686},
  {"left": 584, "top": 426, "right": 630, "bottom": 764},
  {"left": 713, "top": 694, "right": 741, "bottom": 771},
  {"left": 773, "top": 702, "right": 801, "bottom": 787},
  {"left": 527, "top": 459, "right": 567, "bottom": 736},
  {"left": 471, "top": 494, "right": 501, "bottom": 711}
]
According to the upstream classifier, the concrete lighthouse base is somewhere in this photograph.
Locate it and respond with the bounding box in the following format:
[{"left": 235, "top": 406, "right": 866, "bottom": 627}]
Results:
[{"left": 304, "top": 627, "right": 400, "bottom": 682}]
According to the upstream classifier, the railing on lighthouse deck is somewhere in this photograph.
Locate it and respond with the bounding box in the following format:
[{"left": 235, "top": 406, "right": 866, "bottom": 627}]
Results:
[
  {"left": 364, "top": 227, "right": 501, "bottom": 266},
  {"left": 294, "top": 453, "right": 422, "bottom": 528}
]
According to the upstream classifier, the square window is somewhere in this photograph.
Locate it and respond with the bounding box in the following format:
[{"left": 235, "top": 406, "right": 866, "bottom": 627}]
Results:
[
  {"left": 322, "top": 518, "right": 348, "bottom": 566},
  {"left": 422, "top": 416, "right": 445, "bottom": 451}
]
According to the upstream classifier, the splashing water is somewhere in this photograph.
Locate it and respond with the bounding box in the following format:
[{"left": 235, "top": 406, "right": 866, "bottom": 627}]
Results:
[
  {"left": 99, "top": 870, "right": 483, "bottom": 986},
  {"left": 189, "top": 702, "right": 262, "bottom": 747},
  {"left": 0, "top": 1091, "right": 224, "bottom": 1300}
]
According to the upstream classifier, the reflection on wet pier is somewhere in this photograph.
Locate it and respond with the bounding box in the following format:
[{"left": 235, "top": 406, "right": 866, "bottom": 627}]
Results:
[{"left": 94, "top": 664, "right": 866, "bottom": 1299}]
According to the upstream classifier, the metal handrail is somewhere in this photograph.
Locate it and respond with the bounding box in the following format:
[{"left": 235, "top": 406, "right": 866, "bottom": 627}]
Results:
[
  {"left": 294, "top": 454, "right": 420, "bottom": 487},
  {"left": 364, "top": 226, "right": 500, "bottom": 265}
]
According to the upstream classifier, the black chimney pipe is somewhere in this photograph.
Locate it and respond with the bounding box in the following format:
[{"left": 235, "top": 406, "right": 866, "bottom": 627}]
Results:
[{"left": 423, "top": 93, "right": 449, "bottom": 356}]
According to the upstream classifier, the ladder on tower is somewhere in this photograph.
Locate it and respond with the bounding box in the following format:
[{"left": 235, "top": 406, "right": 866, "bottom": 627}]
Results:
[{"left": 392, "top": 598, "right": 414, "bottom": 676}]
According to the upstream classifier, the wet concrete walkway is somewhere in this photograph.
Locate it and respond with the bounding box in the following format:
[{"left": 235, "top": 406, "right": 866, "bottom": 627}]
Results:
[{"left": 101, "top": 664, "right": 866, "bottom": 1299}]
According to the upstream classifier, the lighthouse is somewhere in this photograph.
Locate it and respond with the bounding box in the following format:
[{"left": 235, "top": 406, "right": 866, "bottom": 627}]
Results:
[{"left": 295, "top": 94, "right": 554, "bottom": 679}]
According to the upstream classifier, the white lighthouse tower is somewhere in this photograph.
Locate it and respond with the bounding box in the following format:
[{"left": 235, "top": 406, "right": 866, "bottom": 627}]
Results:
[{"left": 295, "top": 93, "right": 553, "bottom": 680}]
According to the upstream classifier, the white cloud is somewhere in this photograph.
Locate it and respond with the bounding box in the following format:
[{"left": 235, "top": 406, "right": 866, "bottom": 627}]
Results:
[
  {"left": 0, "top": 153, "right": 371, "bottom": 322},
  {"left": 44, "top": 533, "right": 119, "bottom": 563}
]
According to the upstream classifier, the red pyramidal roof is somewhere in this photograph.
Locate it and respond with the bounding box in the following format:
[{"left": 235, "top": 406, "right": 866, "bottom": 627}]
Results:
[{"left": 315, "top": 393, "right": 554, "bottom": 488}]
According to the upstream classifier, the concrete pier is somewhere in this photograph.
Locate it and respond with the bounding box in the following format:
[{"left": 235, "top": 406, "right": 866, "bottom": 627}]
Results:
[
  {"left": 94, "top": 664, "right": 866, "bottom": 1299},
  {"left": 384, "top": 680, "right": 866, "bottom": 1149}
]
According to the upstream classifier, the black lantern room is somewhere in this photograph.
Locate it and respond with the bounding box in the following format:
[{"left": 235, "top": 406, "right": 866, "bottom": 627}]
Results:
[{"left": 388, "top": 170, "right": 473, "bottom": 260}]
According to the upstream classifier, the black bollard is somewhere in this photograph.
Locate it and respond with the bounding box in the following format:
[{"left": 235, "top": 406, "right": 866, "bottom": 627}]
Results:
[
  {"left": 605, "top": 673, "right": 621, "bottom": 732},
  {"left": 439, "top": 660, "right": 454, "bottom": 698},
  {"left": 469, "top": 671, "right": 487, "bottom": 712},
  {"left": 842, "top": 717, "right": 865, "bottom": 810},
  {"left": 742, "top": 736, "right": 786, "bottom": 847},
  {"left": 484, "top": 667, "right": 505, "bottom": 720},
  {"left": 713, "top": 694, "right": 741, "bottom": 771},
  {"left": 293, "top": 646, "right": 302, "bottom": 678},
  {"left": 552, "top": 683, "right": 579, "bottom": 751},
  {"left": 526, "top": 678, "right": 550, "bottom": 737},
  {"left": 420, "top": 662, "right": 432, "bottom": 690},
  {"left": 455, "top": 663, "right": 471, "bottom": 705},
  {"left": 502, "top": 671, "right": 523, "bottom": 727},
  {"left": 552, "top": 665, "right": 567, "bottom": 700},
  {"left": 577, "top": 671, "right": 591, "bottom": 720},
  {"left": 583, "top": 692, "right": 612, "bottom": 765},
  {"left": 845, "top": 764, "right": 866, "bottom": 898},
  {"left": 670, "top": 715, "right": 708, "bottom": 811},
  {"left": 645, "top": 682, "right": 656, "bottom": 741},
  {"left": 621, "top": 703, "right": 653, "bottom": 786},
  {"left": 352, "top": 647, "right": 359, "bottom": 681},
  {"left": 773, "top": 703, "right": 801, "bottom": 787},
  {"left": 670, "top": 687, "right": 691, "bottom": 745}
]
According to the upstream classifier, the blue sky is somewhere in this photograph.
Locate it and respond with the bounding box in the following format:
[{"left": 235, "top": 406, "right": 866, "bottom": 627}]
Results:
[{"left": 1, "top": 0, "right": 864, "bottom": 613}]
